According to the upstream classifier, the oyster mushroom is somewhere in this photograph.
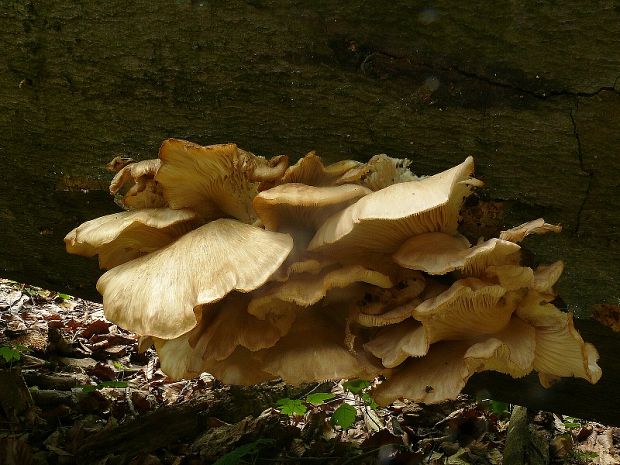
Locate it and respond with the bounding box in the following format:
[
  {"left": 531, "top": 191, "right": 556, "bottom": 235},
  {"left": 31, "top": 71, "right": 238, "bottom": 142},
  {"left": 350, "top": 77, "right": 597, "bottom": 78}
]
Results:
[
  {"left": 97, "top": 219, "right": 293, "bottom": 339},
  {"left": 64, "top": 208, "right": 199, "bottom": 269}
]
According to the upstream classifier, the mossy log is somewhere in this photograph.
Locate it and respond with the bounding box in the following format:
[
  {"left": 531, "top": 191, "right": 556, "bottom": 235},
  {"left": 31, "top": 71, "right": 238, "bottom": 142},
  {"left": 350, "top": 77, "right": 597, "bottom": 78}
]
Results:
[{"left": 1, "top": 1, "right": 619, "bottom": 423}]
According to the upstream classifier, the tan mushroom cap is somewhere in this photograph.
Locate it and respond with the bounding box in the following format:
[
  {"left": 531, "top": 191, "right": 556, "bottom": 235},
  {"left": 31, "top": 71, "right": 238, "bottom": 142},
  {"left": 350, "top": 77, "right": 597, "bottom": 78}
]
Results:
[
  {"left": 109, "top": 159, "right": 162, "bottom": 195},
  {"left": 156, "top": 139, "right": 265, "bottom": 222},
  {"left": 412, "top": 278, "right": 516, "bottom": 340},
  {"left": 254, "top": 183, "right": 372, "bottom": 232},
  {"left": 64, "top": 208, "right": 199, "bottom": 269},
  {"left": 364, "top": 320, "right": 426, "bottom": 367},
  {"left": 499, "top": 218, "right": 562, "bottom": 243},
  {"left": 279, "top": 151, "right": 362, "bottom": 186},
  {"left": 373, "top": 325, "right": 538, "bottom": 406},
  {"left": 364, "top": 279, "right": 519, "bottom": 367},
  {"left": 308, "top": 157, "right": 481, "bottom": 256},
  {"left": 465, "top": 317, "right": 536, "bottom": 378},
  {"left": 395, "top": 234, "right": 521, "bottom": 276},
  {"left": 248, "top": 265, "right": 393, "bottom": 323},
  {"left": 372, "top": 342, "right": 475, "bottom": 405},
  {"left": 484, "top": 265, "right": 535, "bottom": 291},
  {"left": 109, "top": 159, "right": 167, "bottom": 209},
  {"left": 516, "top": 290, "right": 602, "bottom": 385},
  {"left": 257, "top": 311, "right": 381, "bottom": 384},
  {"left": 97, "top": 219, "right": 294, "bottom": 339},
  {"left": 189, "top": 293, "right": 292, "bottom": 363},
  {"left": 154, "top": 333, "right": 272, "bottom": 384},
  {"left": 336, "top": 153, "right": 419, "bottom": 191},
  {"left": 532, "top": 261, "right": 564, "bottom": 294}
]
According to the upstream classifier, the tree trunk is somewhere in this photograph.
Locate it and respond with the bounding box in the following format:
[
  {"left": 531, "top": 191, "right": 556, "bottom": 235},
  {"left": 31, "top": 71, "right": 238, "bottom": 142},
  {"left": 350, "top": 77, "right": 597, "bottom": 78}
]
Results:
[{"left": 1, "top": 1, "right": 619, "bottom": 422}]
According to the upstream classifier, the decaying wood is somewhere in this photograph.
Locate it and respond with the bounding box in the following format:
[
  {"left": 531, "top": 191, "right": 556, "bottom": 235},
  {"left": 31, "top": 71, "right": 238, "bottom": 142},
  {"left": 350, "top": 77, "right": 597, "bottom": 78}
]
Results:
[
  {"left": 75, "top": 381, "right": 305, "bottom": 464},
  {"left": 0, "top": 1, "right": 619, "bottom": 422}
]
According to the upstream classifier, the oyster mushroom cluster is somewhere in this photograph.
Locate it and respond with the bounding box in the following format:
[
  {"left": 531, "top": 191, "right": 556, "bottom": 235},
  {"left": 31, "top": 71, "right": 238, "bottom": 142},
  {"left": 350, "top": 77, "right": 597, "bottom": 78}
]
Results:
[{"left": 65, "top": 139, "right": 601, "bottom": 405}]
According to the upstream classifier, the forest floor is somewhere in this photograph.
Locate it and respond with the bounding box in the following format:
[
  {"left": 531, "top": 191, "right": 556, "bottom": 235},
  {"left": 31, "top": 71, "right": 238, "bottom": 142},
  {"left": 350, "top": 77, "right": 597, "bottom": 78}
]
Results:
[{"left": 0, "top": 278, "right": 619, "bottom": 465}]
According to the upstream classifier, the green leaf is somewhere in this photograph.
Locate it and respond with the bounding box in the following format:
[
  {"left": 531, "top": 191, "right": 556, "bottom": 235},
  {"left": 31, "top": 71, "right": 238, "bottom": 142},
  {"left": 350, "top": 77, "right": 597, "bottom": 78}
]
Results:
[
  {"left": 57, "top": 293, "right": 73, "bottom": 301},
  {"left": 361, "top": 392, "right": 378, "bottom": 410},
  {"left": 213, "top": 439, "right": 274, "bottom": 465},
  {"left": 276, "top": 398, "right": 307, "bottom": 416},
  {"left": 488, "top": 400, "right": 510, "bottom": 415},
  {"left": 343, "top": 379, "right": 371, "bottom": 394},
  {"left": 305, "top": 392, "right": 336, "bottom": 406},
  {"left": 331, "top": 403, "right": 357, "bottom": 429},
  {"left": 0, "top": 346, "right": 21, "bottom": 363}
]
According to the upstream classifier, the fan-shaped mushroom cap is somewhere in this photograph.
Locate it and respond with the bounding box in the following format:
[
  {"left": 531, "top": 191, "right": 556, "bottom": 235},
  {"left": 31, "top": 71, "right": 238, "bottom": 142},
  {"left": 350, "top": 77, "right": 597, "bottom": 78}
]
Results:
[
  {"left": 279, "top": 151, "right": 362, "bottom": 186},
  {"left": 499, "top": 218, "right": 562, "bottom": 243},
  {"left": 336, "top": 154, "right": 419, "bottom": 191},
  {"left": 532, "top": 261, "right": 564, "bottom": 294},
  {"left": 97, "top": 219, "right": 293, "bottom": 339},
  {"left": 516, "top": 291, "right": 601, "bottom": 385},
  {"left": 372, "top": 342, "right": 475, "bottom": 405},
  {"left": 248, "top": 265, "right": 393, "bottom": 322},
  {"left": 156, "top": 139, "right": 269, "bottom": 222},
  {"left": 307, "top": 157, "right": 481, "bottom": 256},
  {"left": 109, "top": 159, "right": 166, "bottom": 209},
  {"left": 254, "top": 183, "right": 372, "bottom": 232},
  {"left": 364, "top": 279, "right": 519, "bottom": 367},
  {"left": 484, "top": 265, "right": 535, "bottom": 291},
  {"left": 64, "top": 208, "right": 199, "bottom": 269},
  {"left": 153, "top": 333, "right": 272, "bottom": 384},
  {"left": 464, "top": 317, "right": 536, "bottom": 378},
  {"left": 356, "top": 300, "right": 421, "bottom": 328},
  {"left": 395, "top": 234, "right": 521, "bottom": 276},
  {"left": 373, "top": 324, "right": 538, "bottom": 406},
  {"left": 412, "top": 278, "right": 516, "bottom": 339},
  {"left": 109, "top": 159, "right": 162, "bottom": 195},
  {"left": 257, "top": 311, "right": 381, "bottom": 384},
  {"left": 364, "top": 320, "right": 427, "bottom": 367},
  {"left": 189, "top": 293, "right": 292, "bottom": 363}
]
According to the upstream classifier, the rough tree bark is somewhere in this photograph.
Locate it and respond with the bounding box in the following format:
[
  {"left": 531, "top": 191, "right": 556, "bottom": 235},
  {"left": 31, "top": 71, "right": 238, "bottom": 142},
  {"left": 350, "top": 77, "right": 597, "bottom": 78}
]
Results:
[{"left": 1, "top": 1, "right": 619, "bottom": 422}]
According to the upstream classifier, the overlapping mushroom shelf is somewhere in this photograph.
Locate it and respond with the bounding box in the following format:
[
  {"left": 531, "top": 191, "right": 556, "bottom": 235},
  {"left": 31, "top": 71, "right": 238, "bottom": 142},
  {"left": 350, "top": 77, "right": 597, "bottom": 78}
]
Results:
[{"left": 65, "top": 139, "right": 602, "bottom": 405}]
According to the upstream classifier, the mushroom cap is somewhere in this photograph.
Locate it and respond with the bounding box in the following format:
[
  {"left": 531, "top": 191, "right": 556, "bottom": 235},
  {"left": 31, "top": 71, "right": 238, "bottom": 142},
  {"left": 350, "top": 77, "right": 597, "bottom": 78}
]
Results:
[
  {"left": 279, "top": 151, "right": 362, "bottom": 186},
  {"left": 254, "top": 183, "right": 372, "bottom": 232},
  {"left": 516, "top": 290, "right": 602, "bottom": 384},
  {"left": 499, "top": 218, "right": 562, "bottom": 243},
  {"left": 307, "top": 156, "right": 480, "bottom": 255},
  {"left": 97, "top": 219, "right": 293, "bottom": 339},
  {"left": 64, "top": 208, "right": 199, "bottom": 269},
  {"left": 372, "top": 342, "right": 475, "bottom": 405},
  {"left": 364, "top": 320, "right": 427, "bottom": 368},
  {"left": 188, "top": 293, "right": 290, "bottom": 363},
  {"left": 257, "top": 310, "right": 381, "bottom": 384},
  {"left": 248, "top": 264, "right": 393, "bottom": 322},
  {"left": 156, "top": 139, "right": 263, "bottom": 222},
  {"left": 464, "top": 317, "right": 536, "bottom": 378},
  {"left": 109, "top": 159, "right": 162, "bottom": 195},
  {"left": 336, "top": 153, "right": 419, "bottom": 191},
  {"left": 394, "top": 234, "right": 521, "bottom": 276}
]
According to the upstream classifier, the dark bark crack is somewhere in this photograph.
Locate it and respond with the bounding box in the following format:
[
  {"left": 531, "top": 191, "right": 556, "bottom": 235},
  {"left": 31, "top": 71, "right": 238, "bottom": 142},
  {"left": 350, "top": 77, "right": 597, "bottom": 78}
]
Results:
[
  {"left": 362, "top": 49, "right": 619, "bottom": 100},
  {"left": 570, "top": 99, "right": 593, "bottom": 236}
]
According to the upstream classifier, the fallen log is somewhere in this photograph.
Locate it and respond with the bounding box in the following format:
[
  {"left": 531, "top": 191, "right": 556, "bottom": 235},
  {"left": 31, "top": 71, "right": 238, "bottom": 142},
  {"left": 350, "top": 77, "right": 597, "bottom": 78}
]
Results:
[{"left": 0, "top": 1, "right": 618, "bottom": 423}]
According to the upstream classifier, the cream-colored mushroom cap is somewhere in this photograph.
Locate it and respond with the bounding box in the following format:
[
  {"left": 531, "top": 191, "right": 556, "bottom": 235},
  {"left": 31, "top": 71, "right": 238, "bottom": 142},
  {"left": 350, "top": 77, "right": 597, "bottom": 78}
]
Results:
[
  {"left": 372, "top": 342, "right": 475, "bottom": 405},
  {"left": 109, "top": 159, "right": 162, "bottom": 195},
  {"left": 257, "top": 311, "right": 381, "bottom": 384},
  {"left": 394, "top": 234, "right": 521, "bottom": 276},
  {"left": 279, "top": 151, "right": 362, "bottom": 186},
  {"left": 254, "top": 183, "right": 372, "bottom": 232},
  {"left": 156, "top": 139, "right": 264, "bottom": 222},
  {"left": 109, "top": 159, "right": 167, "bottom": 209},
  {"left": 248, "top": 264, "right": 393, "bottom": 323},
  {"left": 189, "top": 293, "right": 291, "bottom": 363},
  {"left": 516, "top": 290, "right": 601, "bottom": 385},
  {"left": 336, "top": 153, "right": 419, "bottom": 191},
  {"left": 499, "top": 218, "right": 562, "bottom": 243},
  {"left": 308, "top": 157, "right": 481, "bottom": 255},
  {"left": 97, "top": 219, "right": 294, "bottom": 339},
  {"left": 64, "top": 208, "right": 199, "bottom": 269}
]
